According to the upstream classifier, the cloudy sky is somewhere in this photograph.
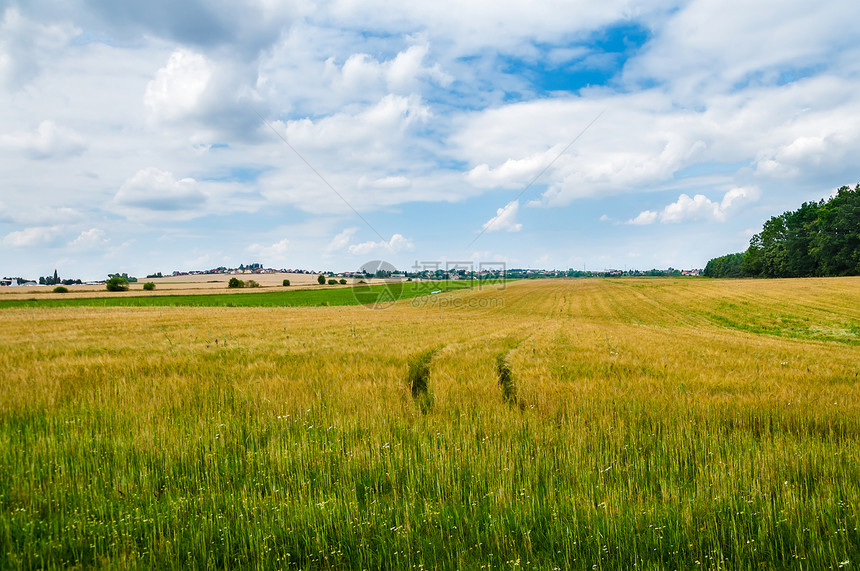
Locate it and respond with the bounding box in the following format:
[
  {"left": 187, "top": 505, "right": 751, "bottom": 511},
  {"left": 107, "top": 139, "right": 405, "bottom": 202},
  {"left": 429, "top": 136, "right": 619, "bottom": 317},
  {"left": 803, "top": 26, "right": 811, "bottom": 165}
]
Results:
[{"left": 1, "top": 0, "right": 858, "bottom": 279}]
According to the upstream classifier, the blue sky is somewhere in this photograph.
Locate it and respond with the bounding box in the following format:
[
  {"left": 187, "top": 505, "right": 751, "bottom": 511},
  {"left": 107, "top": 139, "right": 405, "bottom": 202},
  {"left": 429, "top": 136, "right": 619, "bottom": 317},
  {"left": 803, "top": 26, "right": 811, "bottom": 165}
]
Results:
[{"left": 1, "top": 0, "right": 859, "bottom": 280}]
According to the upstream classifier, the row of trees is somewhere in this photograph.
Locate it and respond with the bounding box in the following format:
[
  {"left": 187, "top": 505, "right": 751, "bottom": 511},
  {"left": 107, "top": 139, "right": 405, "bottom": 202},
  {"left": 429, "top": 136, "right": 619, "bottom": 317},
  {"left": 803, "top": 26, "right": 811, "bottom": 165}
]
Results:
[
  {"left": 704, "top": 184, "right": 860, "bottom": 278},
  {"left": 38, "top": 269, "right": 82, "bottom": 286},
  {"left": 318, "top": 275, "right": 348, "bottom": 285}
]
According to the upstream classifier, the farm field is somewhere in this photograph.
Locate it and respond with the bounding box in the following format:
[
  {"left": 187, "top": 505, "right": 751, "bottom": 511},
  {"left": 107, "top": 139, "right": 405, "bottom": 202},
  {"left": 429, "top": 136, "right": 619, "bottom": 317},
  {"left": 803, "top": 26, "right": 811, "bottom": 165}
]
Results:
[
  {"left": 0, "top": 272, "right": 340, "bottom": 301},
  {"left": 1, "top": 277, "right": 858, "bottom": 569},
  {"left": 0, "top": 280, "right": 475, "bottom": 309}
]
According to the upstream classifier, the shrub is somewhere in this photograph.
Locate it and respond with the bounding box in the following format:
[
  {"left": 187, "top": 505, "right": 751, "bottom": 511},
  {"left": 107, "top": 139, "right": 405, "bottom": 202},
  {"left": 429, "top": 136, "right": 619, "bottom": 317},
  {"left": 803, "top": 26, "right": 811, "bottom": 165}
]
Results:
[
  {"left": 228, "top": 277, "right": 244, "bottom": 289},
  {"left": 142, "top": 282, "right": 156, "bottom": 291},
  {"left": 317, "top": 275, "right": 326, "bottom": 285},
  {"left": 282, "top": 279, "right": 290, "bottom": 287},
  {"left": 328, "top": 278, "right": 338, "bottom": 285},
  {"left": 247, "top": 280, "right": 261, "bottom": 288},
  {"left": 105, "top": 276, "right": 129, "bottom": 292},
  {"left": 53, "top": 286, "right": 69, "bottom": 294},
  {"left": 339, "top": 278, "right": 347, "bottom": 285}
]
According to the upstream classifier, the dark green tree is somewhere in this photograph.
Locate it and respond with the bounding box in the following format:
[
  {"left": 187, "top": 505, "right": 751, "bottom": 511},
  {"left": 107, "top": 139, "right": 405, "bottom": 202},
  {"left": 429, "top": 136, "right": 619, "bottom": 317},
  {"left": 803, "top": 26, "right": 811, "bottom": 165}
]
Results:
[
  {"left": 707, "top": 184, "right": 860, "bottom": 278},
  {"left": 811, "top": 185, "right": 860, "bottom": 275},
  {"left": 703, "top": 253, "right": 745, "bottom": 278},
  {"left": 105, "top": 276, "right": 129, "bottom": 292}
]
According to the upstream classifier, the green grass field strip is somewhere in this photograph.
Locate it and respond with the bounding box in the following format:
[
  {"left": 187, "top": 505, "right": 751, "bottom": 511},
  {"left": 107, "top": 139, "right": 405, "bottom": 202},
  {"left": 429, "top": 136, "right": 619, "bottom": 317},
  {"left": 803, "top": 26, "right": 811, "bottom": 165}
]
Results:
[
  {"left": 0, "top": 280, "right": 492, "bottom": 309},
  {"left": 705, "top": 310, "right": 860, "bottom": 345}
]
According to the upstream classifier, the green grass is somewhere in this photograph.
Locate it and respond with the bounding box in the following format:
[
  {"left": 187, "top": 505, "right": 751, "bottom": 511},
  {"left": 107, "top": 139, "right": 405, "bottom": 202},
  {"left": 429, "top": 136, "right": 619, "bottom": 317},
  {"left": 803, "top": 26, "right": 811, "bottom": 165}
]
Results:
[{"left": 0, "top": 280, "right": 482, "bottom": 309}]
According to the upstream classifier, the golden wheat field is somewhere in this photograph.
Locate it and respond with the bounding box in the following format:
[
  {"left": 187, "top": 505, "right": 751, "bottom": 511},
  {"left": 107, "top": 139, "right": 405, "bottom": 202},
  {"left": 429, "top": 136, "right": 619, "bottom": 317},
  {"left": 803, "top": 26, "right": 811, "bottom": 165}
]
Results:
[{"left": 1, "top": 277, "right": 858, "bottom": 569}]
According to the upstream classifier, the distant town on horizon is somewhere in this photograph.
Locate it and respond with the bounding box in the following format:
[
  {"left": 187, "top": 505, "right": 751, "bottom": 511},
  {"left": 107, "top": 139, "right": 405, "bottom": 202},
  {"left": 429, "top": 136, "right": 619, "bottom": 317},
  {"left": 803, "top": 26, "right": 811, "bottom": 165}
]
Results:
[{"left": 1, "top": 262, "right": 703, "bottom": 287}]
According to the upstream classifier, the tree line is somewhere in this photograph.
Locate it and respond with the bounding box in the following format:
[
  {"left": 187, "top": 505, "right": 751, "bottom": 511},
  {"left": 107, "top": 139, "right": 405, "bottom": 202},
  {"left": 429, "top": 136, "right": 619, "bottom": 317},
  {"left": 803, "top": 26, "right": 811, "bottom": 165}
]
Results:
[
  {"left": 704, "top": 184, "right": 860, "bottom": 278},
  {"left": 38, "top": 269, "right": 82, "bottom": 286}
]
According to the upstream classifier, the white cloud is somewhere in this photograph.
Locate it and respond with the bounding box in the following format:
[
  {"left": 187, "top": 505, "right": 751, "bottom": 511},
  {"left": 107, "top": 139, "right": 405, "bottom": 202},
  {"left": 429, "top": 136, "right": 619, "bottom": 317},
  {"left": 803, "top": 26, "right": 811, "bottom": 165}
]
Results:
[
  {"left": 326, "top": 227, "right": 358, "bottom": 252},
  {"left": 317, "top": 40, "right": 454, "bottom": 107},
  {"left": 660, "top": 194, "right": 723, "bottom": 223},
  {"left": 3, "top": 225, "right": 64, "bottom": 247},
  {"left": 144, "top": 49, "right": 213, "bottom": 122},
  {"left": 358, "top": 176, "right": 411, "bottom": 190},
  {"left": 466, "top": 150, "right": 555, "bottom": 189},
  {"left": 719, "top": 186, "right": 761, "bottom": 212},
  {"left": 0, "top": 120, "right": 86, "bottom": 159},
  {"left": 258, "top": 94, "right": 435, "bottom": 213},
  {"left": 755, "top": 127, "right": 860, "bottom": 180},
  {"left": 386, "top": 43, "right": 453, "bottom": 92},
  {"left": 0, "top": 7, "right": 78, "bottom": 89},
  {"left": 453, "top": 95, "right": 711, "bottom": 205},
  {"left": 455, "top": 71, "right": 860, "bottom": 209},
  {"left": 622, "top": 0, "right": 860, "bottom": 102},
  {"left": 280, "top": 93, "right": 431, "bottom": 150},
  {"left": 339, "top": 53, "right": 383, "bottom": 93},
  {"left": 0, "top": 203, "right": 81, "bottom": 226},
  {"left": 628, "top": 186, "right": 761, "bottom": 225},
  {"left": 327, "top": 0, "right": 655, "bottom": 55},
  {"left": 70, "top": 228, "right": 108, "bottom": 250},
  {"left": 628, "top": 210, "right": 658, "bottom": 226},
  {"left": 245, "top": 238, "right": 290, "bottom": 263},
  {"left": 113, "top": 168, "right": 207, "bottom": 219},
  {"left": 348, "top": 233, "right": 414, "bottom": 255},
  {"left": 482, "top": 200, "right": 523, "bottom": 233}
]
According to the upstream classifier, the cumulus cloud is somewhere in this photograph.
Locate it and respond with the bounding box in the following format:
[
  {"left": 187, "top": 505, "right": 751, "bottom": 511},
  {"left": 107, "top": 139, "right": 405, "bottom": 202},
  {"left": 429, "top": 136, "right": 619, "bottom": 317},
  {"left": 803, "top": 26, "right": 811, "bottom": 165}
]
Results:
[
  {"left": 482, "top": 200, "right": 523, "bottom": 233},
  {"left": 144, "top": 49, "right": 213, "bottom": 122},
  {"left": 0, "top": 7, "right": 77, "bottom": 89},
  {"left": 755, "top": 128, "right": 860, "bottom": 180},
  {"left": 328, "top": 41, "right": 453, "bottom": 97},
  {"left": 627, "top": 210, "right": 658, "bottom": 226},
  {"left": 326, "top": 227, "right": 358, "bottom": 252},
  {"left": 258, "top": 94, "right": 434, "bottom": 212},
  {"left": 3, "top": 225, "right": 64, "bottom": 247},
  {"left": 453, "top": 96, "right": 700, "bottom": 205},
  {"left": 622, "top": 0, "right": 860, "bottom": 101},
  {"left": 0, "top": 203, "right": 81, "bottom": 226},
  {"left": 627, "top": 186, "right": 761, "bottom": 225},
  {"left": 70, "top": 228, "right": 108, "bottom": 250},
  {"left": 245, "top": 238, "right": 290, "bottom": 263},
  {"left": 348, "top": 233, "right": 414, "bottom": 255},
  {"left": 327, "top": 0, "right": 653, "bottom": 55},
  {"left": 456, "top": 73, "right": 860, "bottom": 209},
  {"left": 113, "top": 168, "right": 207, "bottom": 219},
  {"left": 466, "top": 150, "right": 555, "bottom": 189},
  {"left": 0, "top": 120, "right": 86, "bottom": 159},
  {"left": 358, "top": 176, "right": 411, "bottom": 190},
  {"left": 278, "top": 93, "right": 431, "bottom": 150},
  {"left": 81, "top": 0, "right": 301, "bottom": 54}
]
